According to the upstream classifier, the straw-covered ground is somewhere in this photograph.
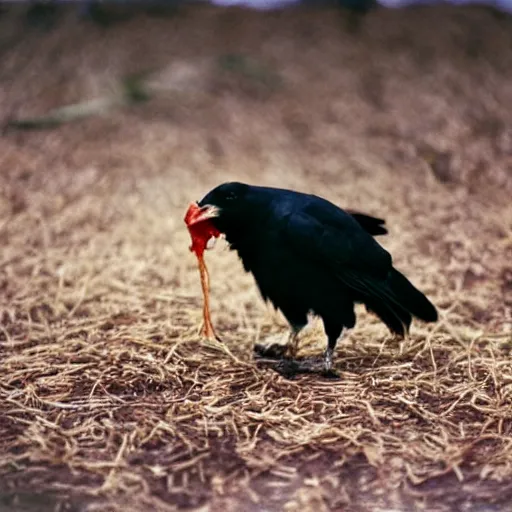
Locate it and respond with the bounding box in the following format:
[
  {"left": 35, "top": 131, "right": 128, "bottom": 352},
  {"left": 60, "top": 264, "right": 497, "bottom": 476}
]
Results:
[{"left": 1, "top": 4, "right": 511, "bottom": 511}]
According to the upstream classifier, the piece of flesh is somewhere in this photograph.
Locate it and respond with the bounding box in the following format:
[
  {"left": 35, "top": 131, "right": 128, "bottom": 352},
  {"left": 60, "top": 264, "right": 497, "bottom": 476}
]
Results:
[
  {"left": 184, "top": 202, "right": 221, "bottom": 341},
  {"left": 197, "top": 252, "right": 217, "bottom": 340}
]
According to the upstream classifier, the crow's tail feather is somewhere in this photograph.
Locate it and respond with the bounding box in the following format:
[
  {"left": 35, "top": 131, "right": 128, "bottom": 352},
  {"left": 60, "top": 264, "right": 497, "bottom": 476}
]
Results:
[
  {"left": 347, "top": 211, "right": 388, "bottom": 236},
  {"left": 358, "top": 268, "right": 438, "bottom": 337},
  {"left": 387, "top": 269, "right": 438, "bottom": 323}
]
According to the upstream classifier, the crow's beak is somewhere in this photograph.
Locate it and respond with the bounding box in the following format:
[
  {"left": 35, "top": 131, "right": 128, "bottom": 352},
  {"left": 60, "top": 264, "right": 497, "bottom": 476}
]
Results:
[{"left": 184, "top": 203, "right": 220, "bottom": 226}]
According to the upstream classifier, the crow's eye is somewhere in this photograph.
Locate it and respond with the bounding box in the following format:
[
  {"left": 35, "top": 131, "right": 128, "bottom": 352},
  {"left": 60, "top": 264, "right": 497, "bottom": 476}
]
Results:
[{"left": 225, "top": 192, "right": 236, "bottom": 201}]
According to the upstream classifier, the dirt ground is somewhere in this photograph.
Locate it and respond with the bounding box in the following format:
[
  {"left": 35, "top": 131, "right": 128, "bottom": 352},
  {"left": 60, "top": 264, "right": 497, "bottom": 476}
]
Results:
[{"left": 1, "top": 4, "right": 512, "bottom": 511}]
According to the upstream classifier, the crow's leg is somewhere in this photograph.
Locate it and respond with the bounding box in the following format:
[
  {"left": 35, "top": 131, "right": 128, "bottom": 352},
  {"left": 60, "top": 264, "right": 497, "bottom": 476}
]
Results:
[
  {"left": 323, "top": 304, "right": 354, "bottom": 373},
  {"left": 286, "top": 324, "right": 304, "bottom": 358},
  {"left": 324, "top": 326, "right": 345, "bottom": 373},
  {"left": 254, "top": 324, "right": 304, "bottom": 360},
  {"left": 324, "top": 347, "right": 333, "bottom": 372}
]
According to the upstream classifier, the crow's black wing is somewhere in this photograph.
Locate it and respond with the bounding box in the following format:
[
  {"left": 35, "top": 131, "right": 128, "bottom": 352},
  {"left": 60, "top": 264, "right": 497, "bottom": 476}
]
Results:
[
  {"left": 346, "top": 211, "right": 387, "bottom": 236},
  {"left": 302, "top": 196, "right": 388, "bottom": 239},
  {"left": 281, "top": 201, "right": 393, "bottom": 297},
  {"left": 275, "top": 196, "right": 435, "bottom": 335}
]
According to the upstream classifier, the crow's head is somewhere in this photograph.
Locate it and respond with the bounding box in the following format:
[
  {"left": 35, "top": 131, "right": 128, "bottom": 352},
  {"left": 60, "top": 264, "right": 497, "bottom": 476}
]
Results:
[
  {"left": 198, "top": 182, "right": 249, "bottom": 213},
  {"left": 194, "top": 182, "right": 253, "bottom": 234}
]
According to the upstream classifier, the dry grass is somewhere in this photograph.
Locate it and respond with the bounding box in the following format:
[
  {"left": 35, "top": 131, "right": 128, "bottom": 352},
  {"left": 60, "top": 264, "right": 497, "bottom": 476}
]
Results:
[{"left": 1, "top": 4, "right": 512, "bottom": 511}]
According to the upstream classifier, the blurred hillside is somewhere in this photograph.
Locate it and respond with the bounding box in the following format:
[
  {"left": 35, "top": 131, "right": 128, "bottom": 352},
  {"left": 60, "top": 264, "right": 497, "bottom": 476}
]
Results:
[{"left": 2, "top": 3, "right": 511, "bottom": 200}]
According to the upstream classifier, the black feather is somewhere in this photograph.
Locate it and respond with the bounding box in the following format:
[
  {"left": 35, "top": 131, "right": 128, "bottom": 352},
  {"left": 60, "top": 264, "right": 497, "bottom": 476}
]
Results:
[{"left": 347, "top": 211, "right": 388, "bottom": 236}]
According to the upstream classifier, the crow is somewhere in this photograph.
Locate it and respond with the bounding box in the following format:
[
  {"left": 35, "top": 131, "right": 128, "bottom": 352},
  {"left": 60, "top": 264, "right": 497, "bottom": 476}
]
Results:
[{"left": 192, "top": 182, "right": 438, "bottom": 372}]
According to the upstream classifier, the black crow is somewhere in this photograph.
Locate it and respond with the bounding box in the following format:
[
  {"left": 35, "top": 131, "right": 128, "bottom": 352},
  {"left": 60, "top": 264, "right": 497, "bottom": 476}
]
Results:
[{"left": 193, "top": 182, "right": 438, "bottom": 372}]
